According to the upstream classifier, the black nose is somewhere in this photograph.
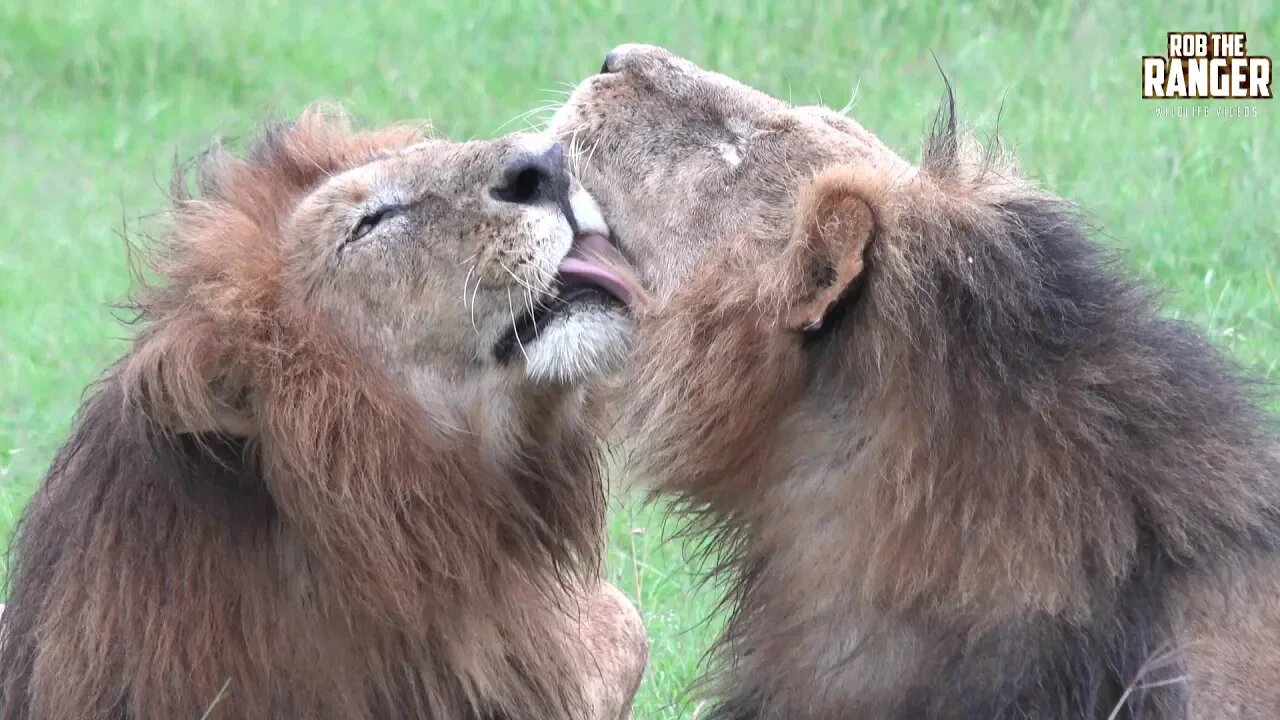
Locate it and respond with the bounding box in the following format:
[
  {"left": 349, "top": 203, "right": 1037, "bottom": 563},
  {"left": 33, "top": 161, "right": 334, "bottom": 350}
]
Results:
[
  {"left": 600, "top": 49, "right": 620, "bottom": 74},
  {"left": 491, "top": 143, "right": 568, "bottom": 207}
]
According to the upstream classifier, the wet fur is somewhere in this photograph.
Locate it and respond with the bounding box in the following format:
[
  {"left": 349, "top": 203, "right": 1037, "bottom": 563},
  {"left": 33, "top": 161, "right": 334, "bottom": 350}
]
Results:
[
  {"left": 0, "top": 113, "right": 614, "bottom": 719},
  {"left": 622, "top": 96, "right": 1280, "bottom": 719}
]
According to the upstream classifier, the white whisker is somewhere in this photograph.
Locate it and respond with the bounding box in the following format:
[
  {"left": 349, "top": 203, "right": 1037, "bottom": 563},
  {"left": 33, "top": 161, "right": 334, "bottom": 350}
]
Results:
[
  {"left": 497, "top": 103, "right": 563, "bottom": 134},
  {"left": 526, "top": 259, "right": 557, "bottom": 289},
  {"left": 525, "top": 288, "right": 539, "bottom": 340},
  {"left": 508, "top": 288, "right": 529, "bottom": 362},
  {"left": 462, "top": 264, "right": 479, "bottom": 333},
  {"left": 470, "top": 271, "right": 482, "bottom": 331},
  {"left": 498, "top": 259, "right": 541, "bottom": 297},
  {"left": 495, "top": 89, "right": 569, "bottom": 133},
  {"left": 582, "top": 128, "right": 606, "bottom": 175},
  {"left": 565, "top": 124, "right": 589, "bottom": 178}
]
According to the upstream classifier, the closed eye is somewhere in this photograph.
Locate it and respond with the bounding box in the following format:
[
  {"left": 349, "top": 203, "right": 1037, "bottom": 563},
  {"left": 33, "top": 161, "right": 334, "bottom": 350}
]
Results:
[{"left": 346, "top": 203, "right": 406, "bottom": 247}]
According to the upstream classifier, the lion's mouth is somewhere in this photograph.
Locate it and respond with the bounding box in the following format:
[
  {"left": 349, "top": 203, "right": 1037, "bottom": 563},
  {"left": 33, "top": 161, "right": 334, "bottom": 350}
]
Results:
[
  {"left": 556, "top": 232, "right": 635, "bottom": 307},
  {"left": 494, "top": 232, "right": 636, "bottom": 361}
]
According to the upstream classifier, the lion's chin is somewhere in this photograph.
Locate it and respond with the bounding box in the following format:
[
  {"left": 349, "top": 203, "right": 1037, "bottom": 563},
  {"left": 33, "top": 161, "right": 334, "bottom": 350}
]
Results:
[{"left": 522, "top": 298, "right": 635, "bottom": 386}]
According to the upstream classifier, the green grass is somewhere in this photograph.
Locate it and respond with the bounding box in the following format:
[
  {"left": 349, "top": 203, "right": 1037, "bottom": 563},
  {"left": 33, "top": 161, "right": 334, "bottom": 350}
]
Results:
[{"left": 1, "top": 1, "right": 1277, "bottom": 717}]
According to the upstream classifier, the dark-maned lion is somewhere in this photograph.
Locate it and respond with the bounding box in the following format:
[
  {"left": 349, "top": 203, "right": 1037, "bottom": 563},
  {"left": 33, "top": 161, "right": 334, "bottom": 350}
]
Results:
[
  {"left": 552, "top": 45, "right": 1280, "bottom": 719},
  {"left": 0, "top": 108, "right": 647, "bottom": 720}
]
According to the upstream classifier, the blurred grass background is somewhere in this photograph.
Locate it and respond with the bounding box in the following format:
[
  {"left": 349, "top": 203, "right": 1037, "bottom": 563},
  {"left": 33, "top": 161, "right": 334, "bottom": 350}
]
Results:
[{"left": 1, "top": 1, "right": 1277, "bottom": 717}]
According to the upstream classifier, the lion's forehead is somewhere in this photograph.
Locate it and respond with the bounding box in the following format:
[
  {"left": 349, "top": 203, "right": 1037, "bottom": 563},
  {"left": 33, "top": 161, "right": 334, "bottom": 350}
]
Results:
[{"left": 563, "top": 47, "right": 905, "bottom": 176}]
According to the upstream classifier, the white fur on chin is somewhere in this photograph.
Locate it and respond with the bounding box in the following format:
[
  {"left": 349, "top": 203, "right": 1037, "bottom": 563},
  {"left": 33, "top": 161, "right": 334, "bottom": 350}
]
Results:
[{"left": 525, "top": 305, "right": 634, "bottom": 385}]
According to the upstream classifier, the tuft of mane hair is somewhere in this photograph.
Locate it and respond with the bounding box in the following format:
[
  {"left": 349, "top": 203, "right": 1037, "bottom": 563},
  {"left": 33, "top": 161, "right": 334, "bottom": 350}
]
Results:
[
  {"left": 621, "top": 88, "right": 1280, "bottom": 719},
  {"left": 0, "top": 108, "right": 607, "bottom": 720}
]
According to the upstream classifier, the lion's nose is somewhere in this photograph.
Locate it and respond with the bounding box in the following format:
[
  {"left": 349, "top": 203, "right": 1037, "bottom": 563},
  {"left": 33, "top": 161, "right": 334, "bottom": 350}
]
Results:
[
  {"left": 492, "top": 143, "right": 568, "bottom": 207},
  {"left": 599, "top": 44, "right": 660, "bottom": 74},
  {"left": 600, "top": 49, "right": 621, "bottom": 74}
]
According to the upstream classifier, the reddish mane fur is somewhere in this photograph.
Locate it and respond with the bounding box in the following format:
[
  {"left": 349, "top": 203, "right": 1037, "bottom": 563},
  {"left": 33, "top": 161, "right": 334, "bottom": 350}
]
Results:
[{"left": 0, "top": 109, "right": 607, "bottom": 719}]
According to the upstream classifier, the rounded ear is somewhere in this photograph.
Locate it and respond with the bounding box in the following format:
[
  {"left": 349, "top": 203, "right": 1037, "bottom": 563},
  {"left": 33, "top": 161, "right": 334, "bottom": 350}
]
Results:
[
  {"left": 771, "top": 166, "right": 877, "bottom": 332},
  {"left": 122, "top": 331, "right": 257, "bottom": 437}
]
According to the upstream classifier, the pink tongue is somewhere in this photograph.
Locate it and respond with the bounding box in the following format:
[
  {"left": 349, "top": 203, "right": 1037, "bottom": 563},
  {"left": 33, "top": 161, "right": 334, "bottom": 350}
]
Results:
[{"left": 557, "top": 233, "right": 635, "bottom": 306}]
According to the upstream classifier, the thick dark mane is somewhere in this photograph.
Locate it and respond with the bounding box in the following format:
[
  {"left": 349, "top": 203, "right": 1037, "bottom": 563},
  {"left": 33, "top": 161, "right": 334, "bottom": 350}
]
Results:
[
  {"left": 831, "top": 104, "right": 1280, "bottom": 718},
  {"left": 0, "top": 109, "right": 606, "bottom": 719}
]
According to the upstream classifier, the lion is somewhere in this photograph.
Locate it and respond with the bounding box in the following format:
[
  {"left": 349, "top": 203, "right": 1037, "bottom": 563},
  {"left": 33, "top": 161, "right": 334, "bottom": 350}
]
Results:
[
  {"left": 0, "top": 108, "right": 648, "bottom": 720},
  {"left": 552, "top": 45, "right": 1280, "bottom": 719}
]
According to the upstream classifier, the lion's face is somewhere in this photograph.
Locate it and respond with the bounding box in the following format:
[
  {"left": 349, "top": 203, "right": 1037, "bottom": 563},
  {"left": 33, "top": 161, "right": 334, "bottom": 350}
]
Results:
[
  {"left": 551, "top": 44, "right": 908, "bottom": 298},
  {"left": 285, "top": 133, "right": 636, "bottom": 387}
]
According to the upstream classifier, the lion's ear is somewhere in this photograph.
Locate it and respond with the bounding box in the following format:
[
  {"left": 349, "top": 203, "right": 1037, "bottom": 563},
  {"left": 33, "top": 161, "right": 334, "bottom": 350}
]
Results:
[
  {"left": 123, "top": 333, "right": 257, "bottom": 437},
  {"left": 776, "top": 166, "right": 876, "bottom": 333}
]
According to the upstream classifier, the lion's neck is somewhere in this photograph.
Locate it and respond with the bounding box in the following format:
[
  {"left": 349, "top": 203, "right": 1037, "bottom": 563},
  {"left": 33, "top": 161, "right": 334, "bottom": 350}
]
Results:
[{"left": 402, "top": 364, "right": 588, "bottom": 444}]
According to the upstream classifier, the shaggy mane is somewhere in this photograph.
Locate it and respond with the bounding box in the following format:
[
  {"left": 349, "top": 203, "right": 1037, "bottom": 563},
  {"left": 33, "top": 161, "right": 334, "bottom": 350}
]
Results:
[{"left": 0, "top": 108, "right": 605, "bottom": 719}]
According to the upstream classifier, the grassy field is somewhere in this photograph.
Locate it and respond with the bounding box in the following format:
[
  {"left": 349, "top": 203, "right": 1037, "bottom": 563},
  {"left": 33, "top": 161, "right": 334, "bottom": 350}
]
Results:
[{"left": 1, "top": 1, "right": 1277, "bottom": 717}]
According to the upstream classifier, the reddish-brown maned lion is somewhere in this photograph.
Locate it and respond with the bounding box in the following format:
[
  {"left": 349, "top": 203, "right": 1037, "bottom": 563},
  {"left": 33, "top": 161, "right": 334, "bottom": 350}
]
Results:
[
  {"left": 0, "top": 108, "right": 647, "bottom": 720},
  {"left": 553, "top": 45, "right": 1280, "bottom": 719}
]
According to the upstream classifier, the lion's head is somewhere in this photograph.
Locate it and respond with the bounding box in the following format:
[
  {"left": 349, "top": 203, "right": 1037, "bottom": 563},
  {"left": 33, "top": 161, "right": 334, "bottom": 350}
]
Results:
[
  {"left": 158, "top": 108, "right": 636, "bottom": 432},
  {"left": 551, "top": 43, "right": 909, "bottom": 302},
  {"left": 0, "top": 108, "right": 646, "bottom": 720},
  {"left": 552, "top": 46, "right": 1280, "bottom": 719}
]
